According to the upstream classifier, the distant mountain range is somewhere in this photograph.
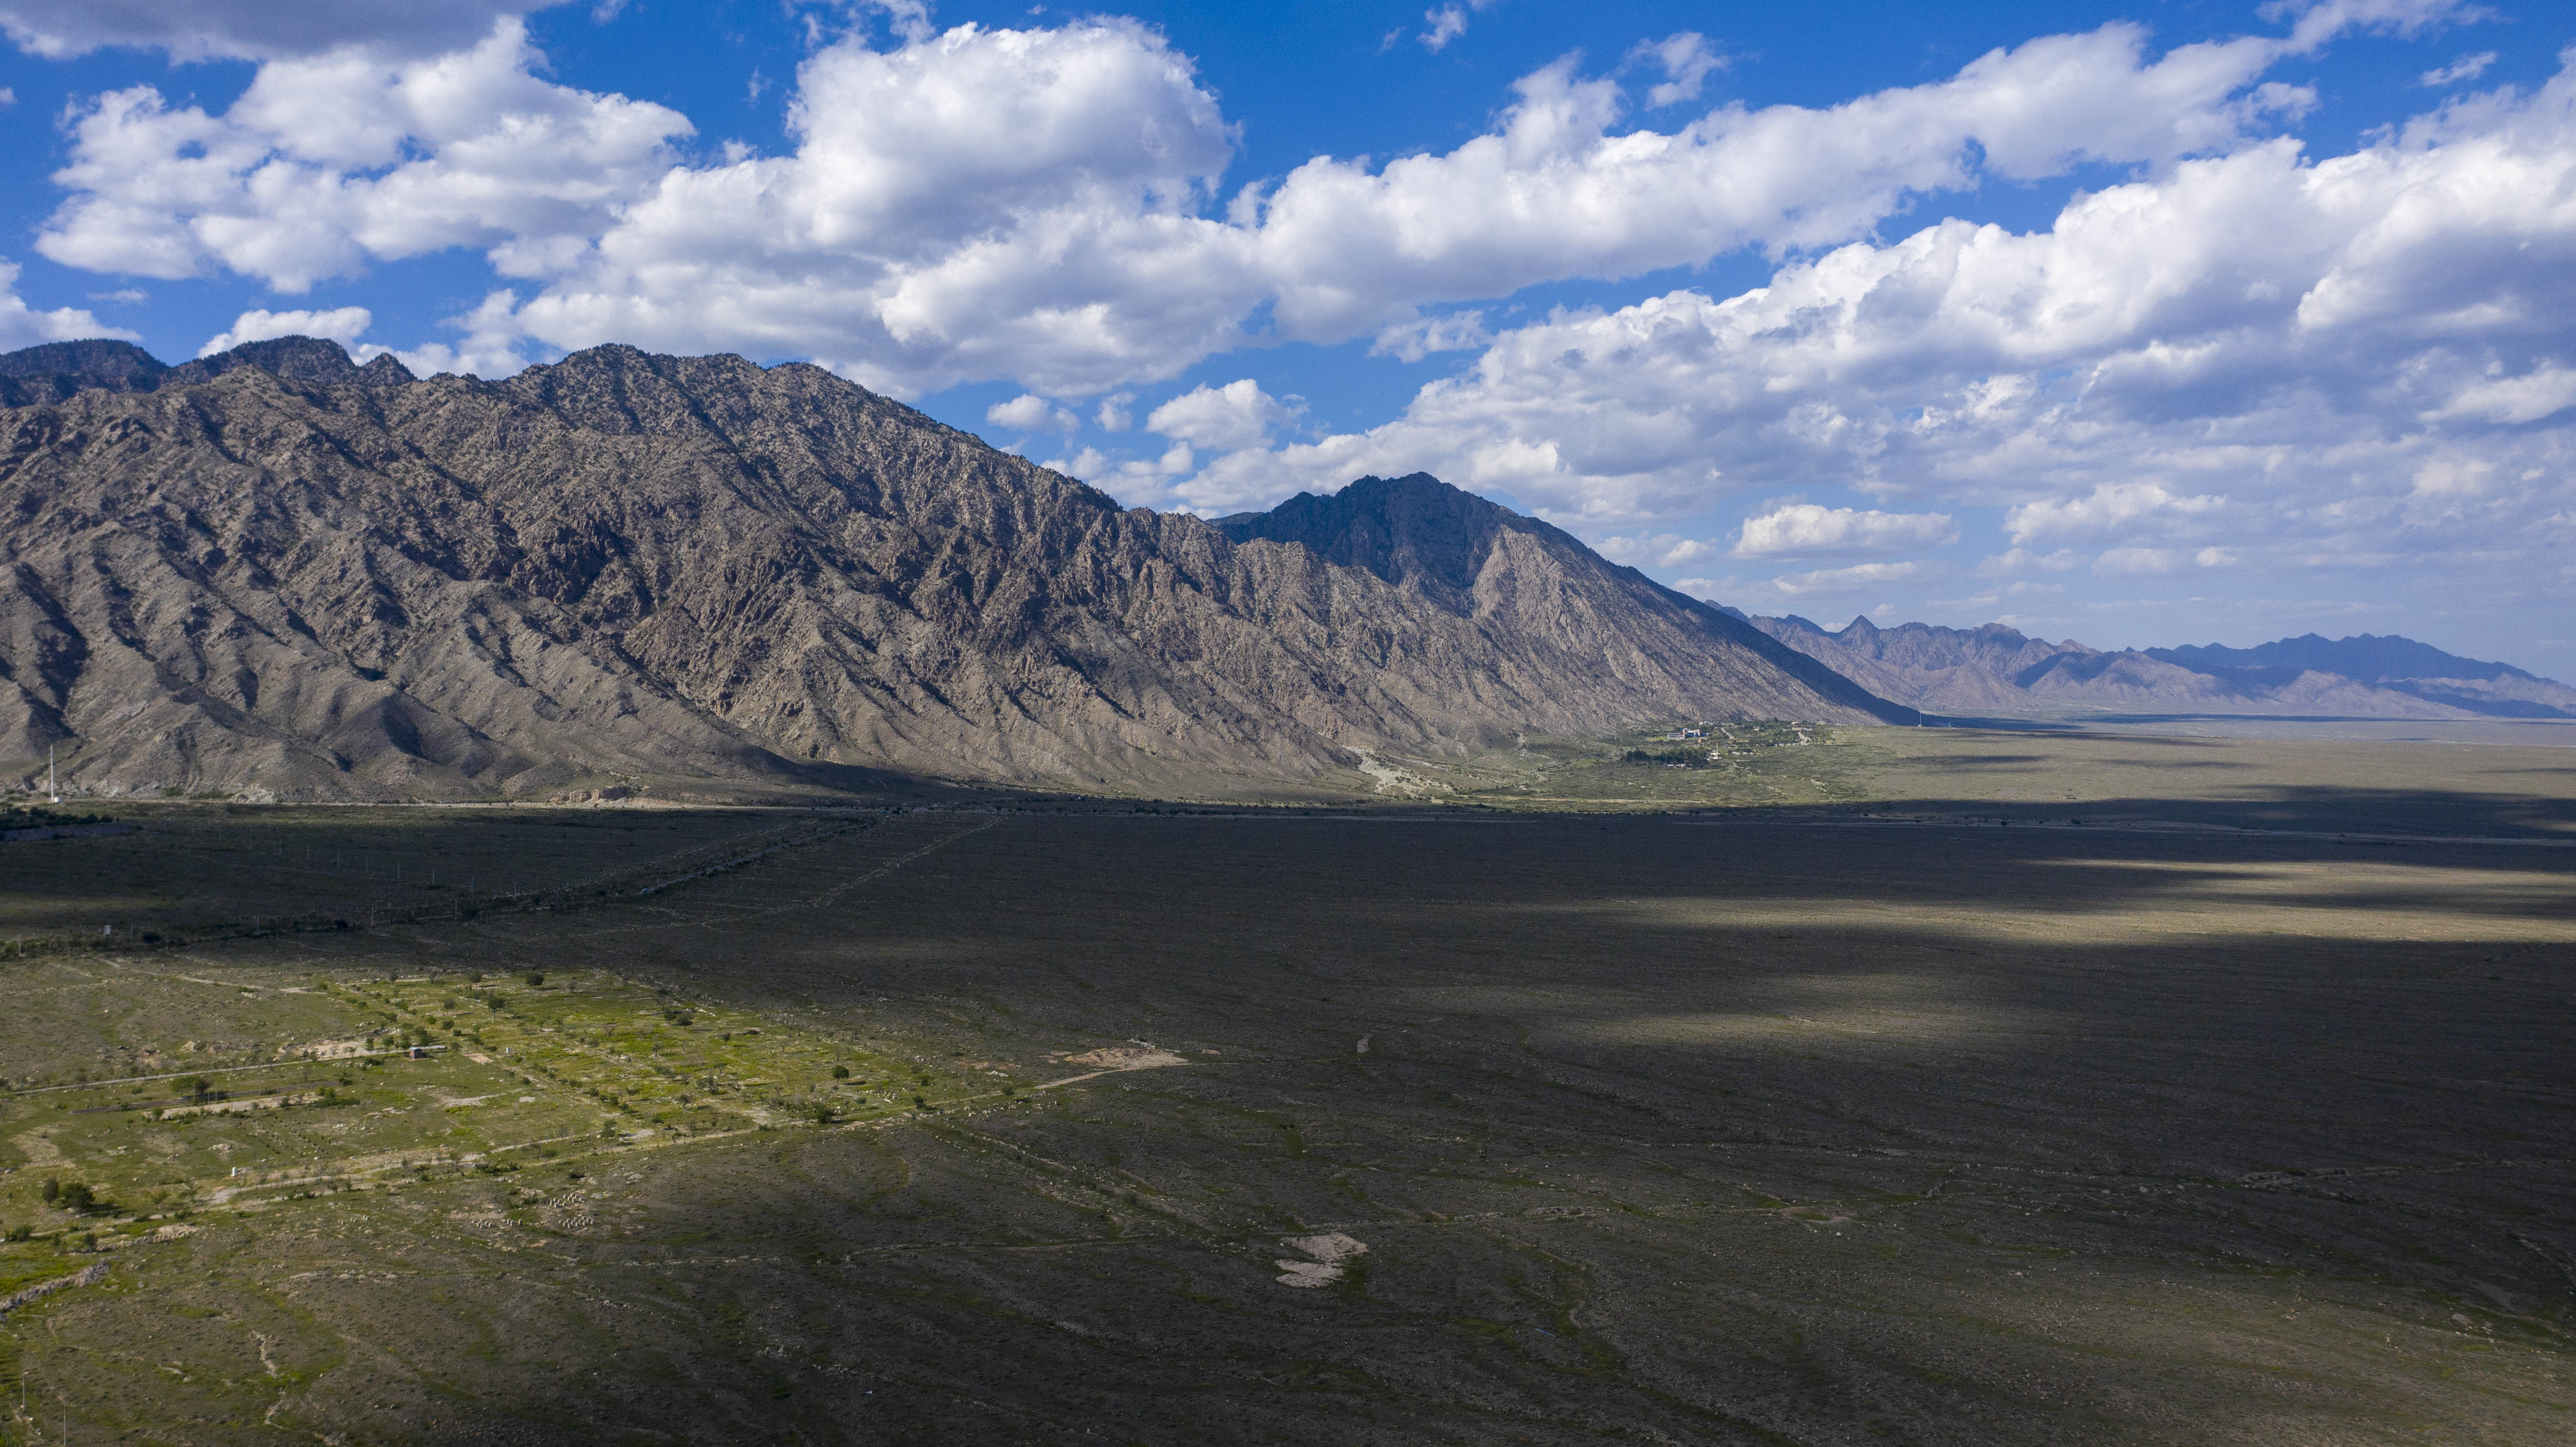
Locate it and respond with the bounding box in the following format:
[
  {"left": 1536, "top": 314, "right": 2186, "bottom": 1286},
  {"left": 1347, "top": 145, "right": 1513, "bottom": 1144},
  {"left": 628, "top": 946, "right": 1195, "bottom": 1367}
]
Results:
[
  {"left": 1746, "top": 614, "right": 2576, "bottom": 720},
  {"left": 0, "top": 336, "right": 1902, "bottom": 802}
]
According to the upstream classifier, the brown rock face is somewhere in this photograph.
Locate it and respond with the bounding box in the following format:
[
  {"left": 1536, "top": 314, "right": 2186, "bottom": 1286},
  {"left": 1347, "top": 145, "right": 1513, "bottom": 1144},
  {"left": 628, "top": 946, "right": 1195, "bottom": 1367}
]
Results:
[{"left": 0, "top": 339, "right": 1902, "bottom": 800}]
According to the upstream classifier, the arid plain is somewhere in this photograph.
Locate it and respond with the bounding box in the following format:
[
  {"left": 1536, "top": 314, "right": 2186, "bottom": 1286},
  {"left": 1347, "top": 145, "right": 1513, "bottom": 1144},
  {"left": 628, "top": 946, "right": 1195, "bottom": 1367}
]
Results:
[{"left": 2, "top": 726, "right": 2571, "bottom": 1445}]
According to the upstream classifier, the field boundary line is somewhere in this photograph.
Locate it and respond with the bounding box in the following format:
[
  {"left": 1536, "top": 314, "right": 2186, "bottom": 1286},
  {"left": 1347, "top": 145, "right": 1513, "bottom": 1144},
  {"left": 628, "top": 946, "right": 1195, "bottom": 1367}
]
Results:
[
  {"left": 633, "top": 821, "right": 866, "bottom": 896},
  {"left": 798, "top": 815, "right": 1004, "bottom": 909},
  {"left": 0, "top": 1260, "right": 110, "bottom": 1315},
  {"left": 7, "top": 1046, "right": 449, "bottom": 1097}
]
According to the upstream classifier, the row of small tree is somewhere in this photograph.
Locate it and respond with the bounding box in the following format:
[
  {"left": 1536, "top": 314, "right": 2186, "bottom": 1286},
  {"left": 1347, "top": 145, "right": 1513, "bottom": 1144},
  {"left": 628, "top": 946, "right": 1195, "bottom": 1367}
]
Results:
[{"left": 39, "top": 1177, "right": 103, "bottom": 1212}]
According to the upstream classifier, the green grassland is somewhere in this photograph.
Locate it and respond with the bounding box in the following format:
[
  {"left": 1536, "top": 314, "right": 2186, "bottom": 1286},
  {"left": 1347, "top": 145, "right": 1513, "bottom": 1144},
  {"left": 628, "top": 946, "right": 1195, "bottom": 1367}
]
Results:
[
  {"left": 0, "top": 730, "right": 2570, "bottom": 1444},
  {"left": 0, "top": 965, "right": 1001, "bottom": 1242},
  {"left": 1458, "top": 720, "right": 1866, "bottom": 807}
]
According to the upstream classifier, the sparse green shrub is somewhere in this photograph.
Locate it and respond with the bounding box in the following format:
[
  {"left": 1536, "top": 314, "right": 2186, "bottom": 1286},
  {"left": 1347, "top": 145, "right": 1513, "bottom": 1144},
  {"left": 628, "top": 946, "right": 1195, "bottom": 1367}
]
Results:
[
  {"left": 3, "top": 1224, "right": 30, "bottom": 1241},
  {"left": 526, "top": 972, "right": 545, "bottom": 987},
  {"left": 1620, "top": 747, "right": 1708, "bottom": 768},
  {"left": 831, "top": 1065, "right": 850, "bottom": 1079}
]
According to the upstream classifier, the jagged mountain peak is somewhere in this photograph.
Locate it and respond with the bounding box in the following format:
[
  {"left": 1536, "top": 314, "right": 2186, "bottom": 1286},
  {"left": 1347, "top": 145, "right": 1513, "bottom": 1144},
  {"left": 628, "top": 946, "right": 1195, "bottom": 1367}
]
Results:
[
  {"left": 0, "top": 337, "right": 172, "bottom": 407},
  {"left": 0, "top": 334, "right": 419, "bottom": 409},
  {"left": 164, "top": 335, "right": 410, "bottom": 389},
  {"left": 1215, "top": 471, "right": 1570, "bottom": 606},
  {"left": 0, "top": 348, "right": 1907, "bottom": 800},
  {"left": 0, "top": 337, "right": 167, "bottom": 386}
]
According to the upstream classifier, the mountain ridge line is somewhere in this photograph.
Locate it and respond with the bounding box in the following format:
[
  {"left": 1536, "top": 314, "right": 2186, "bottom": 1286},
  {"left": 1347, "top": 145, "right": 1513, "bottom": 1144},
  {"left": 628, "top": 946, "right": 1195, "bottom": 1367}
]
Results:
[{"left": 0, "top": 335, "right": 1909, "bottom": 803}]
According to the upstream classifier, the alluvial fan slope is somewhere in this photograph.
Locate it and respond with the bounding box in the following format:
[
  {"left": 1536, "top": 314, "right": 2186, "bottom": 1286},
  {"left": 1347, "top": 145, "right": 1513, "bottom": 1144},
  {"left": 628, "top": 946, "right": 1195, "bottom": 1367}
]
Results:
[{"left": 0, "top": 338, "right": 1903, "bottom": 800}]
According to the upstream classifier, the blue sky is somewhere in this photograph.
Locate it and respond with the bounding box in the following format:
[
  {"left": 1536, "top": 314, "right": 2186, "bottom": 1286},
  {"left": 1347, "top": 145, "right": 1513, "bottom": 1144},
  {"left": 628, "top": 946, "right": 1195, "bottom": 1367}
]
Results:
[{"left": 3, "top": 0, "right": 2572, "bottom": 677}]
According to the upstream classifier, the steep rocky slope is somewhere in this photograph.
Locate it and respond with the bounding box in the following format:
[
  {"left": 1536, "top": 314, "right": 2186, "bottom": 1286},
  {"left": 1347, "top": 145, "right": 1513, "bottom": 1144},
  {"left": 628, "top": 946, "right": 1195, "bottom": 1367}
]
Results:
[
  {"left": 1752, "top": 615, "right": 2573, "bottom": 719},
  {"left": 0, "top": 339, "right": 1902, "bottom": 800},
  {"left": 1215, "top": 476, "right": 1909, "bottom": 728}
]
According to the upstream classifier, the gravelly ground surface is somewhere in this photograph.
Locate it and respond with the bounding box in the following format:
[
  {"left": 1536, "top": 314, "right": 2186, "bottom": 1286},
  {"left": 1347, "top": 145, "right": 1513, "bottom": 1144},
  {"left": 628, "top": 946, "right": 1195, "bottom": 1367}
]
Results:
[{"left": 4, "top": 787, "right": 2571, "bottom": 1444}]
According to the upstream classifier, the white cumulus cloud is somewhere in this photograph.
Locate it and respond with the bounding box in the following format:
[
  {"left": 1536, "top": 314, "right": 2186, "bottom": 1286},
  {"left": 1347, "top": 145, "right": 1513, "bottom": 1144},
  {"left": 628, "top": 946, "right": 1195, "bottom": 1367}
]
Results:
[
  {"left": 985, "top": 393, "right": 1081, "bottom": 436},
  {"left": 0, "top": 257, "right": 135, "bottom": 349},
  {"left": 2004, "top": 483, "right": 2225, "bottom": 546},
  {"left": 24, "top": 7, "right": 2462, "bottom": 396},
  {"left": 1182, "top": 46, "right": 2576, "bottom": 581},
  {"left": 1594, "top": 533, "right": 1719, "bottom": 568},
  {"left": 2427, "top": 364, "right": 2576, "bottom": 425},
  {"left": 1733, "top": 504, "right": 1958, "bottom": 558},
  {"left": 1147, "top": 379, "right": 1302, "bottom": 454},
  {"left": 389, "top": 288, "right": 533, "bottom": 379},
  {"left": 505, "top": 18, "right": 1241, "bottom": 396},
  {"left": 35, "top": 19, "right": 690, "bottom": 293},
  {"left": 199, "top": 305, "right": 371, "bottom": 355}
]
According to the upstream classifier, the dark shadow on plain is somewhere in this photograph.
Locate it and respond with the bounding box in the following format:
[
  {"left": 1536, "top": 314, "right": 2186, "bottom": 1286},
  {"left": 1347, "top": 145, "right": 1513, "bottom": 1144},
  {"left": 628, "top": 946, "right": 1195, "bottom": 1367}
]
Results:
[
  {"left": 351, "top": 808, "right": 2576, "bottom": 1447},
  {"left": 1767, "top": 781, "right": 2576, "bottom": 839}
]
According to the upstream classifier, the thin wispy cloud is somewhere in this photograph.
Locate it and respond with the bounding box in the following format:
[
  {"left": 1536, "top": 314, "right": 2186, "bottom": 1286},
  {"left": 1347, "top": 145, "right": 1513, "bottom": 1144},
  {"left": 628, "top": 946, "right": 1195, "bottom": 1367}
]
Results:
[
  {"left": 2420, "top": 49, "right": 2495, "bottom": 85},
  {"left": 1417, "top": 0, "right": 1497, "bottom": 54}
]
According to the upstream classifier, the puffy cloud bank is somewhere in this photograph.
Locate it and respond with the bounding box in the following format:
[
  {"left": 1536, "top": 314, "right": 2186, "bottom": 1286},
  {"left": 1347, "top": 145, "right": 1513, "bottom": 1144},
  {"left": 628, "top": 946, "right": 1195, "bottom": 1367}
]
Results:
[
  {"left": 1161, "top": 52, "right": 2576, "bottom": 622},
  {"left": 29, "top": 3, "right": 2475, "bottom": 393},
  {"left": 11, "top": 0, "right": 2571, "bottom": 652},
  {"left": 39, "top": 20, "right": 690, "bottom": 305},
  {"left": 0, "top": 258, "right": 134, "bottom": 349}
]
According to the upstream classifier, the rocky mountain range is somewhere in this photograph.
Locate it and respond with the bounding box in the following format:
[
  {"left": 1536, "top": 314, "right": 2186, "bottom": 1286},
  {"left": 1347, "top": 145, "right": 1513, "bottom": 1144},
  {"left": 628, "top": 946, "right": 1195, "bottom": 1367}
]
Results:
[
  {"left": 1748, "top": 614, "right": 2576, "bottom": 720},
  {"left": 0, "top": 336, "right": 1903, "bottom": 802}
]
